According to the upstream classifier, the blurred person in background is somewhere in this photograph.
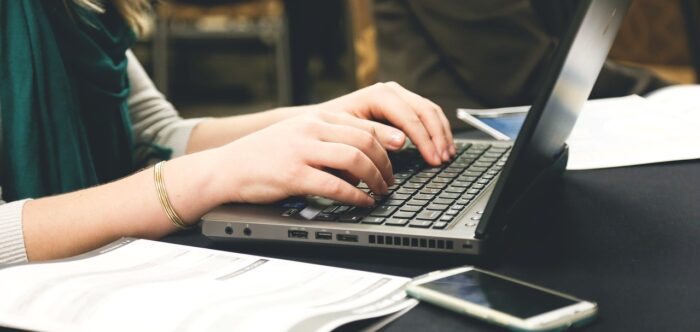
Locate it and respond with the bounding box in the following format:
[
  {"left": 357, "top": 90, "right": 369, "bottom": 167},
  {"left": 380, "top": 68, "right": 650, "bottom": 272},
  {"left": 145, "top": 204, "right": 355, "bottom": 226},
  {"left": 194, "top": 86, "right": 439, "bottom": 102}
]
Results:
[{"left": 374, "top": 0, "right": 670, "bottom": 128}]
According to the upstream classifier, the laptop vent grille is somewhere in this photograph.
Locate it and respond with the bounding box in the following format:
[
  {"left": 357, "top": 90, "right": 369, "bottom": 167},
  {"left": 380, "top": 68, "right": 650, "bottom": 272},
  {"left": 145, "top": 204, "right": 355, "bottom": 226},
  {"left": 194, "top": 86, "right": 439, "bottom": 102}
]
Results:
[{"left": 368, "top": 235, "right": 453, "bottom": 250}]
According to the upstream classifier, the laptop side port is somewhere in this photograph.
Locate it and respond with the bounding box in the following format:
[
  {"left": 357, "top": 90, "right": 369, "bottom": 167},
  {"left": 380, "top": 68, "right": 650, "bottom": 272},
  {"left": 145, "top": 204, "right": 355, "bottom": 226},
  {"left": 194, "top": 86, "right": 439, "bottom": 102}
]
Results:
[
  {"left": 315, "top": 232, "right": 332, "bottom": 240},
  {"left": 336, "top": 234, "right": 358, "bottom": 242},
  {"left": 288, "top": 230, "right": 308, "bottom": 239}
]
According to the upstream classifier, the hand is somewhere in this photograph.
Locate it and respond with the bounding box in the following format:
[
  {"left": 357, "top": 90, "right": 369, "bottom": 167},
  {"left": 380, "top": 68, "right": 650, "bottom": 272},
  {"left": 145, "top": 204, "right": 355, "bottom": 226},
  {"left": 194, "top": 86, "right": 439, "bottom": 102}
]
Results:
[
  {"left": 213, "top": 111, "right": 395, "bottom": 206},
  {"left": 317, "top": 82, "right": 456, "bottom": 166}
]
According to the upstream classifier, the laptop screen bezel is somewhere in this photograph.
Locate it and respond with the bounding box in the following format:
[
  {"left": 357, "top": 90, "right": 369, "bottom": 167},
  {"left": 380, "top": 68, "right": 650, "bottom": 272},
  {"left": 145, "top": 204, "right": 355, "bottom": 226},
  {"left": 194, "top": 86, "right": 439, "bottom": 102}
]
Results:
[{"left": 475, "top": 0, "right": 631, "bottom": 238}]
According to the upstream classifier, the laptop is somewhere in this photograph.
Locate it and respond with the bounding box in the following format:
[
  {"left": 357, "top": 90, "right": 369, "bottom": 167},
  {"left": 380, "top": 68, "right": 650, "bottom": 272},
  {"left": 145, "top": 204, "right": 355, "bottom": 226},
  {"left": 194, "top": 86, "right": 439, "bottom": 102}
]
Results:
[{"left": 201, "top": 0, "right": 631, "bottom": 255}]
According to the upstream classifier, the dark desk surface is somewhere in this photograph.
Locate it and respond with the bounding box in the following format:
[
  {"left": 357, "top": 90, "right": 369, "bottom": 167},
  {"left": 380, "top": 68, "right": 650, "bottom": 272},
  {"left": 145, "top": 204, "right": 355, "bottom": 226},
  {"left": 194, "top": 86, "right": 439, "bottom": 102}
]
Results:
[{"left": 163, "top": 144, "right": 700, "bottom": 331}]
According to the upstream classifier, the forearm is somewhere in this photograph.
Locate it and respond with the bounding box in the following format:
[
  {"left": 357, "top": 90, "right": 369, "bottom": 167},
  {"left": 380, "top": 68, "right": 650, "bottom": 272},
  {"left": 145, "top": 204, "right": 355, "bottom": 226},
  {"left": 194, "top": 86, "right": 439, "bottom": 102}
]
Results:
[
  {"left": 22, "top": 150, "right": 221, "bottom": 261},
  {"left": 186, "top": 106, "right": 305, "bottom": 153}
]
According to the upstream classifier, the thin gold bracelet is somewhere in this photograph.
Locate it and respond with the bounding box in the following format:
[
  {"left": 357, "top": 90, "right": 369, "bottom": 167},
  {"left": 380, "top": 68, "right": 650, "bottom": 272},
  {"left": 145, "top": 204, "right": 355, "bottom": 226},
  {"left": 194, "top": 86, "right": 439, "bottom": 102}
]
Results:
[{"left": 154, "top": 161, "right": 190, "bottom": 230}]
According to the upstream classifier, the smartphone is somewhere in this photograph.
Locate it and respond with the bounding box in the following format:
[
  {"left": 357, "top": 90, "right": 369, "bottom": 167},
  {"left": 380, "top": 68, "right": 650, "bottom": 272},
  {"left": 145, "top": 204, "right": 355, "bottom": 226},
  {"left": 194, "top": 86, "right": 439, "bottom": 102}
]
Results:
[
  {"left": 456, "top": 107, "right": 528, "bottom": 141},
  {"left": 406, "top": 266, "right": 597, "bottom": 331}
]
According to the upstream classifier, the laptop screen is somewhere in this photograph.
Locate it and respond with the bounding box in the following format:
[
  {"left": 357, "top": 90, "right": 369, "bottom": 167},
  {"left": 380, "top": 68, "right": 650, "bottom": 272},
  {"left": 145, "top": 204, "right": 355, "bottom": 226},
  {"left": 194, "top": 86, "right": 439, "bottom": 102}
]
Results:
[{"left": 476, "top": 0, "right": 631, "bottom": 238}]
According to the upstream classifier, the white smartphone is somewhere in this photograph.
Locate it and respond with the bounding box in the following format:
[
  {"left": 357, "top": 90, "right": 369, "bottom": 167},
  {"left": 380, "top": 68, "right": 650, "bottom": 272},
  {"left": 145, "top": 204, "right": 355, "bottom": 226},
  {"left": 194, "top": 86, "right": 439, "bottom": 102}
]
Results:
[{"left": 406, "top": 266, "right": 597, "bottom": 331}]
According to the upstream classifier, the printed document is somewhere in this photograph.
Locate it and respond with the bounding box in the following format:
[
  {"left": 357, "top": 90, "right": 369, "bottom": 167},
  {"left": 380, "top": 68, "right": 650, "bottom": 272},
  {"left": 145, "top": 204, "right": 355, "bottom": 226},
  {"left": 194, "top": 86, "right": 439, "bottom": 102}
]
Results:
[{"left": 0, "top": 239, "right": 416, "bottom": 332}]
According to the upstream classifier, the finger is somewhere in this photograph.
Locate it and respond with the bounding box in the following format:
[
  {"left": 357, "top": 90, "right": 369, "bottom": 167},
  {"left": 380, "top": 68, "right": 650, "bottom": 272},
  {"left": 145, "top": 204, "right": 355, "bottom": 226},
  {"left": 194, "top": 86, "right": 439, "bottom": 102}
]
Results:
[
  {"left": 423, "top": 96, "right": 456, "bottom": 155},
  {"left": 318, "top": 111, "right": 406, "bottom": 151},
  {"left": 295, "top": 167, "right": 374, "bottom": 206},
  {"left": 385, "top": 82, "right": 452, "bottom": 161},
  {"left": 315, "top": 122, "right": 394, "bottom": 185},
  {"left": 335, "top": 170, "right": 360, "bottom": 186},
  {"left": 306, "top": 141, "right": 388, "bottom": 195},
  {"left": 361, "top": 83, "right": 442, "bottom": 165}
]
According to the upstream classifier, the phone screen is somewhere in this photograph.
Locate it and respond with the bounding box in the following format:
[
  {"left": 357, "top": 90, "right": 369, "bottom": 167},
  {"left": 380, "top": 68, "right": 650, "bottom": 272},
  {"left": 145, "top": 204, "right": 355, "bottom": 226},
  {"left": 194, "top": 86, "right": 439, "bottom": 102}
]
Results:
[
  {"left": 421, "top": 270, "right": 577, "bottom": 319},
  {"left": 474, "top": 113, "right": 526, "bottom": 140}
]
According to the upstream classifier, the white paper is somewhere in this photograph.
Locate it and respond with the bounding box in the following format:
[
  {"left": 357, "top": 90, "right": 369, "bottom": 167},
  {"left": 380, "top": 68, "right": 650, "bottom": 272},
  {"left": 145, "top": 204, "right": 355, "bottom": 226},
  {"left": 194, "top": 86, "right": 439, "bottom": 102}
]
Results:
[
  {"left": 0, "top": 239, "right": 416, "bottom": 332},
  {"left": 567, "top": 94, "right": 700, "bottom": 169},
  {"left": 457, "top": 92, "right": 700, "bottom": 170}
]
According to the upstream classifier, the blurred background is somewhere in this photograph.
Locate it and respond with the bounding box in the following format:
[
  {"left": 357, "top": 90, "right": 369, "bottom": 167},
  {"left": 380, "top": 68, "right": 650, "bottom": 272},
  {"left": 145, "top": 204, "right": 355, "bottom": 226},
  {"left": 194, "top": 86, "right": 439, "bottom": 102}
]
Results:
[{"left": 131, "top": 0, "right": 700, "bottom": 125}]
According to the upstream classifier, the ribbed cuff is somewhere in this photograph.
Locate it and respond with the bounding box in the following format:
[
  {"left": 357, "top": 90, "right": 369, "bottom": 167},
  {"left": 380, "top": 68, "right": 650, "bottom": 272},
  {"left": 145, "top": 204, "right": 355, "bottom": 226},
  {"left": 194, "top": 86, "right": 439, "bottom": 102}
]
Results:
[
  {"left": 167, "top": 118, "right": 209, "bottom": 158},
  {"left": 0, "top": 199, "right": 30, "bottom": 264}
]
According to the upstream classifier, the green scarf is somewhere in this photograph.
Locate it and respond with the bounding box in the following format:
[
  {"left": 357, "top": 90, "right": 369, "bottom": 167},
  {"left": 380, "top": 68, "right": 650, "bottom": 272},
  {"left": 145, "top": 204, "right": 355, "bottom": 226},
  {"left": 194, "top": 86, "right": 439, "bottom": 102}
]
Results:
[{"left": 0, "top": 0, "right": 136, "bottom": 201}]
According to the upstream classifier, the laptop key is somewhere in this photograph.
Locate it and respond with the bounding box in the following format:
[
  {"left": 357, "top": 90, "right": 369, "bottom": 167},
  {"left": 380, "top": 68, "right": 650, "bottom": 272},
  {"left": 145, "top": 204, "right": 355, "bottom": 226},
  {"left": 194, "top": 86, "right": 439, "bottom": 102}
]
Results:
[
  {"left": 433, "top": 221, "right": 449, "bottom": 229},
  {"left": 370, "top": 206, "right": 397, "bottom": 217},
  {"left": 322, "top": 206, "right": 338, "bottom": 213},
  {"left": 438, "top": 193, "right": 459, "bottom": 200},
  {"left": 416, "top": 210, "right": 441, "bottom": 220},
  {"left": 452, "top": 181, "right": 471, "bottom": 188},
  {"left": 385, "top": 218, "right": 409, "bottom": 226},
  {"left": 361, "top": 217, "right": 385, "bottom": 225},
  {"left": 338, "top": 207, "right": 372, "bottom": 223},
  {"left": 406, "top": 199, "right": 429, "bottom": 206},
  {"left": 409, "top": 177, "right": 429, "bottom": 184},
  {"left": 382, "top": 199, "right": 405, "bottom": 206},
  {"left": 433, "top": 198, "right": 454, "bottom": 205},
  {"left": 333, "top": 205, "right": 352, "bottom": 214},
  {"left": 426, "top": 182, "right": 447, "bottom": 189},
  {"left": 426, "top": 203, "right": 449, "bottom": 211},
  {"left": 396, "top": 188, "right": 417, "bottom": 195},
  {"left": 314, "top": 212, "right": 337, "bottom": 221},
  {"left": 439, "top": 171, "right": 459, "bottom": 177},
  {"left": 445, "top": 209, "right": 460, "bottom": 216},
  {"left": 413, "top": 194, "right": 434, "bottom": 201},
  {"left": 393, "top": 211, "right": 416, "bottom": 219},
  {"left": 445, "top": 187, "right": 466, "bottom": 194},
  {"left": 439, "top": 214, "right": 454, "bottom": 222},
  {"left": 409, "top": 220, "right": 433, "bottom": 228},
  {"left": 459, "top": 176, "right": 478, "bottom": 182},
  {"left": 419, "top": 188, "right": 441, "bottom": 195},
  {"left": 400, "top": 205, "right": 422, "bottom": 212},
  {"left": 389, "top": 193, "right": 411, "bottom": 200}
]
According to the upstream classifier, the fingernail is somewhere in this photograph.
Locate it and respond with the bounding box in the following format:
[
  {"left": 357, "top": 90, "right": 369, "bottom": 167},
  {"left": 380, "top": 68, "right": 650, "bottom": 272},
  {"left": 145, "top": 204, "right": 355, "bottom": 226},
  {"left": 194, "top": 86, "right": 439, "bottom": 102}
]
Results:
[
  {"left": 390, "top": 131, "right": 405, "bottom": 148},
  {"left": 388, "top": 176, "right": 396, "bottom": 186},
  {"left": 450, "top": 144, "right": 457, "bottom": 155},
  {"left": 442, "top": 151, "right": 450, "bottom": 161},
  {"left": 433, "top": 152, "right": 441, "bottom": 163}
]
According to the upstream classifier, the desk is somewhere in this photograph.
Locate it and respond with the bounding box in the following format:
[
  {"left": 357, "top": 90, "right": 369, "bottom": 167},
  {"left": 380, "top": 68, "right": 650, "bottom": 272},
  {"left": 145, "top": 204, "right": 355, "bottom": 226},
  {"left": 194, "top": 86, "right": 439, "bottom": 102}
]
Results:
[{"left": 163, "top": 137, "right": 700, "bottom": 331}]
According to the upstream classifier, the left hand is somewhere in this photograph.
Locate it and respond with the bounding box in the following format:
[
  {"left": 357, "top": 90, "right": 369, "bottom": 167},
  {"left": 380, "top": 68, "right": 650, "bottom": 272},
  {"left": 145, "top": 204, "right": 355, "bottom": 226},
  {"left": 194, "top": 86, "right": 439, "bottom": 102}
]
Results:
[{"left": 313, "top": 82, "right": 456, "bottom": 166}]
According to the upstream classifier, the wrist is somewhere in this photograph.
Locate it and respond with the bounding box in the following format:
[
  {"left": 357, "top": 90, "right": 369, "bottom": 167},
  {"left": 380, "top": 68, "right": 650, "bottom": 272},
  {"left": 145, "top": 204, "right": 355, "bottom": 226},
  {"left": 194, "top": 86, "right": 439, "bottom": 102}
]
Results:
[{"left": 161, "top": 149, "right": 225, "bottom": 223}]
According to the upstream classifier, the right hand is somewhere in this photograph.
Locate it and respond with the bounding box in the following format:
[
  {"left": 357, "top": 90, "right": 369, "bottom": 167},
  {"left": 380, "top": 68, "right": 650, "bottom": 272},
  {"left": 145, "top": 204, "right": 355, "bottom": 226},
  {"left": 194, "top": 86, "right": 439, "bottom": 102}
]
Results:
[{"left": 212, "top": 111, "right": 396, "bottom": 206}]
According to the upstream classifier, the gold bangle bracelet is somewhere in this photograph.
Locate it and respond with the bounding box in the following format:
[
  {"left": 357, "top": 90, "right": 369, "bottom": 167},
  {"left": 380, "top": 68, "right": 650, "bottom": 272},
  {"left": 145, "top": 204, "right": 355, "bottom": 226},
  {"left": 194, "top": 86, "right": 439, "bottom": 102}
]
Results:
[{"left": 154, "top": 161, "right": 190, "bottom": 230}]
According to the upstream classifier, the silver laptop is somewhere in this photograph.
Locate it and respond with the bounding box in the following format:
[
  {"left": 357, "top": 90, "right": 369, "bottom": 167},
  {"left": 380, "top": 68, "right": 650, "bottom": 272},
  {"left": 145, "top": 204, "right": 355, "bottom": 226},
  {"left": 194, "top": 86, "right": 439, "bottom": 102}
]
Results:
[{"left": 202, "top": 0, "right": 630, "bottom": 255}]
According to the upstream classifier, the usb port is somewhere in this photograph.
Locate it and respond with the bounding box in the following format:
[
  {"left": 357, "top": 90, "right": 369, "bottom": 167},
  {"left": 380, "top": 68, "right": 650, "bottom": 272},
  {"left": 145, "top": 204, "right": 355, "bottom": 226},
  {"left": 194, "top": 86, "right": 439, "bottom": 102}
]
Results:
[
  {"left": 315, "top": 232, "right": 332, "bottom": 240},
  {"left": 336, "top": 234, "right": 358, "bottom": 242},
  {"left": 288, "top": 230, "right": 308, "bottom": 239}
]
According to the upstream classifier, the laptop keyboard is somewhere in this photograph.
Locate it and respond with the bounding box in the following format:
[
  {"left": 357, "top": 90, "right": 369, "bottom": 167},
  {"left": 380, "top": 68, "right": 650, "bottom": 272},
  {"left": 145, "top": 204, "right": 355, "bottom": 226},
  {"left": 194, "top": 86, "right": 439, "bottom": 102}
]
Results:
[{"left": 302, "top": 142, "right": 512, "bottom": 230}]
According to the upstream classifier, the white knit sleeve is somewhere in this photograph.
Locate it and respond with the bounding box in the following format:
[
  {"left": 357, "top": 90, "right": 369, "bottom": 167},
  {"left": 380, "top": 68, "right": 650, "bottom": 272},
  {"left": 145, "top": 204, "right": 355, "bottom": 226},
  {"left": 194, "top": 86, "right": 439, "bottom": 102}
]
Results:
[
  {"left": 126, "top": 50, "right": 209, "bottom": 163},
  {"left": 0, "top": 198, "right": 31, "bottom": 264}
]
